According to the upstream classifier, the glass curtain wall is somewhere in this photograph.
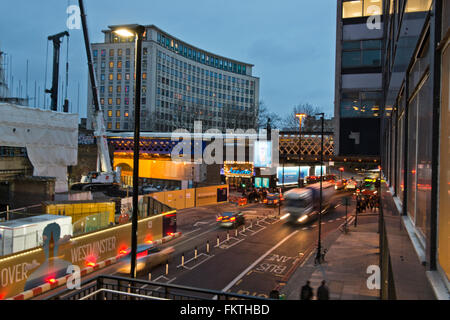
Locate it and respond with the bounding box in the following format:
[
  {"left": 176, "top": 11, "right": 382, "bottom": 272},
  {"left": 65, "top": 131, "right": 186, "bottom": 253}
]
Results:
[{"left": 438, "top": 1, "right": 450, "bottom": 282}]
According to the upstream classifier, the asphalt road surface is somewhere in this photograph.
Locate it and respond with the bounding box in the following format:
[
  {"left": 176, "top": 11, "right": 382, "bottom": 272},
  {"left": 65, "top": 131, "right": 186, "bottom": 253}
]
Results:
[{"left": 35, "top": 191, "right": 356, "bottom": 300}]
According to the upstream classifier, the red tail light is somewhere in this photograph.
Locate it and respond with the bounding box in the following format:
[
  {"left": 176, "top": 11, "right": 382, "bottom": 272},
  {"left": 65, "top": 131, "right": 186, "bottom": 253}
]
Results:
[
  {"left": 46, "top": 277, "right": 56, "bottom": 284},
  {"left": 216, "top": 216, "right": 223, "bottom": 221},
  {"left": 137, "top": 251, "right": 148, "bottom": 259},
  {"left": 230, "top": 217, "right": 236, "bottom": 221}
]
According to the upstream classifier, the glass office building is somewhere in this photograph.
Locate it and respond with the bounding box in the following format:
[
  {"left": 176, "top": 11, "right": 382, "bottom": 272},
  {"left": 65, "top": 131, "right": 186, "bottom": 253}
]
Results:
[
  {"left": 380, "top": 0, "right": 449, "bottom": 297},
  {"left": 335, "top": 0, "right": 384, "bottom": 157}
]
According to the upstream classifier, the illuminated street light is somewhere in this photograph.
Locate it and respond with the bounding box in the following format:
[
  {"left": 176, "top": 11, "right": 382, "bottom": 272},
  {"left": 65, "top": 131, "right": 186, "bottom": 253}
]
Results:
[
  {"left": 113, "top": 28, "right": 135, "bottom": 38},
  {"left": 111, "top": 24, "right": 146, "bottom": 279},
  {"left": 295, "top": 113, "right": 307, "bottom": 187},
  {"left": 315, "top": 112, "right": 325, "bottom": 264}
]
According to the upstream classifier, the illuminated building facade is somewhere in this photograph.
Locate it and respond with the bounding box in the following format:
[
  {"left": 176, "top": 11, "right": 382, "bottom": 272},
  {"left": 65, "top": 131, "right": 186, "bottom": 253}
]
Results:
[{"left": 87, "top": 25, "right": 260, "bottom": 133}]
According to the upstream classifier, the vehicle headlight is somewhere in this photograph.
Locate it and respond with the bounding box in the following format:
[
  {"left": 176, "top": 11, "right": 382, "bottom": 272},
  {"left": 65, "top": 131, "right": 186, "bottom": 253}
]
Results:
[
  {"left": 298, "top": 215, "right": 308, "bottom": 223},
  {"left": 280, "top": 213, "right": 290, "bottom": 220}
]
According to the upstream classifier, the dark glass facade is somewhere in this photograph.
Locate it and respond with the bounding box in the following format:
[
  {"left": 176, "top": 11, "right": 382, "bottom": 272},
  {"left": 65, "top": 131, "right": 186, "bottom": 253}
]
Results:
[{"left": 380, "top": 0, "right": 449, "bottom": 287}]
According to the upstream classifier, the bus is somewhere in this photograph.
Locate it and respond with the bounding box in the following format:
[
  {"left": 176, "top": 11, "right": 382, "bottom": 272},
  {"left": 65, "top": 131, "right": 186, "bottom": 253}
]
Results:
[{"left": 281, "top": 182, "right": 336, "bottom": 225}]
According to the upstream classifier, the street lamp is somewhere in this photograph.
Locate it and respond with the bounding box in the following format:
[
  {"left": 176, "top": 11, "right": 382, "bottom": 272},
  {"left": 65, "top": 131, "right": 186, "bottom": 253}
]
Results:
[
  {"left": 112, "top": 24, "right": 146, "bottom": 279},
  {"left": 295, "top": 113, "right": 306, "bottom": 187},
  {"left": 339, "top": 167, "right": 344, "bottom": 180},
  {"left": 315, "top": 112, "right": 325, "bottom": 264}
]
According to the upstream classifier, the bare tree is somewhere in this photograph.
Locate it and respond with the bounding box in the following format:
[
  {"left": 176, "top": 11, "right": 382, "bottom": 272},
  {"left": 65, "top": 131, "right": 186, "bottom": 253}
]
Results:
[
  {"left": 257, "top": 100, "right": 283, "bottom": 129},
  {"left": 282, "top": 103, "right": 323, "bottom": 130}
]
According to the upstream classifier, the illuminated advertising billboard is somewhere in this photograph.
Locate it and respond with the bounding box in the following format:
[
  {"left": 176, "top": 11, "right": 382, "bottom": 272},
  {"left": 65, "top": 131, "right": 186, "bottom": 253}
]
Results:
[
  {"left": 314, "top": 165, "right": 327, "bottom": 176},
  {"left": 276, "top": 167, "right": 310, "bottom": 185},
  {"left": 253, "top": 141, "right": 272, "bottom": 168}
]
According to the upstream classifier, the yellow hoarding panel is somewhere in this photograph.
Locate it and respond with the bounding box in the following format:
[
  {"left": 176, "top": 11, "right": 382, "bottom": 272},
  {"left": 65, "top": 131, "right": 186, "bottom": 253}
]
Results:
[
  {"left": 185, "top": 189, "right": 195, "bottom": 208},
  {"left": 0, "top": 213, "right": 167, "bottom": 299},
  {"left": 146, "top": 185, "right": 228, "bottom": 209},
  {"left": 43, "top": 202, "right": 115, "bottom": 225}
]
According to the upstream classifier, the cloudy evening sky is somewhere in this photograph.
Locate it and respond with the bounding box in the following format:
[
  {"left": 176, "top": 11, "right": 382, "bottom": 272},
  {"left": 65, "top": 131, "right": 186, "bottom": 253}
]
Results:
[{"left": 0, "top": 0, "right": 337, "bottom": 121}]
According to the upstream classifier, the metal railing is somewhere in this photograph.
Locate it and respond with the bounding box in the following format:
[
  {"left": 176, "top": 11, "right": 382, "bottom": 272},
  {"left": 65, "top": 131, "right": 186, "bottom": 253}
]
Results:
[{"left": 46, "top": 275, "right": 269, "bottom": 301}]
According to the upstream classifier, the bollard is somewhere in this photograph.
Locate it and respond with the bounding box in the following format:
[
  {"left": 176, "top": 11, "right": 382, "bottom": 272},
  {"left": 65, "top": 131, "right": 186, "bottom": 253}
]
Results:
[
  {"left": 206, "top": 240, "right": 210, "bottom": 254},
  {"left": 194, "top": 246, "right": 198, "bottom": 260},
  {"left": 148, "top": 273, "right": 151, "bottom": 281},
  {"left": 250, "top": 219, "right": 253, "bottom": 229},
  {"left": 235, "top": 228, "right": 238, "bottom": 238},
  {"left": 243, "top": 224, "right": 246, "bottom": 232},
  {"left": 217, "top": 235, "right": 220, "bottom": 246},
  {"left": 181, "top": 253, "right": 185, "bottom": 267},
  {"left": 227, "top": 231, "right": 230, "bottom": 241},
  {"left": 165, "top": 261, "right": 169, "bottom": 276}
]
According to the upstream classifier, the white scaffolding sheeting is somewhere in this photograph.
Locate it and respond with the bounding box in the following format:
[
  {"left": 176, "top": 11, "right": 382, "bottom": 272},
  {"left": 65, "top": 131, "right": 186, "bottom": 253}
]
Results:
[{"left": 0, "top": 102, "right": 78, "bottom": 192}]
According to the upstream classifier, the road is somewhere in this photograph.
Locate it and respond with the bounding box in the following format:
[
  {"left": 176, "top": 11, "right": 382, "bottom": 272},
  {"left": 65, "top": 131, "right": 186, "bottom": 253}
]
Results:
[{"left": 35, "top": 191, "right": 356, "bottom": 300}]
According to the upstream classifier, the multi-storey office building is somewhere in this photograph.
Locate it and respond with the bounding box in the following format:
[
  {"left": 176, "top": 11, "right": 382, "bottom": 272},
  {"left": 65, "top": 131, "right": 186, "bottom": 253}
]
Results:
[
  {"left": 335, "top": 0, "right": 384, "bottom": 156},
  {"left": 87, "top": 25, "right": 260, "bottom": 133},
  {"left": 380, "top": 0, "right": 449, "bottom": 297}
]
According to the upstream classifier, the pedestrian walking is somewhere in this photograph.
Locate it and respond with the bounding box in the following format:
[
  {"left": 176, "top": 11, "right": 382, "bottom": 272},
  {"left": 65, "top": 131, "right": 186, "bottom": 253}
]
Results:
[
  {"left": 369, "top": 196, "right": 375, "bottom": 212},
  {"left": 300, "top": 281, "right": 313, "bottom": 300},
  {"left": 317, "top": 280, "right": 330, "bottom": 300}
]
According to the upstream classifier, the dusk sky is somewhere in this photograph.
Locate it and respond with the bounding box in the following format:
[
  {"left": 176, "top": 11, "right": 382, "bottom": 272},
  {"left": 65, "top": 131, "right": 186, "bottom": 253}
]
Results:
[{"left": 0, "top": 0, "right": 337, "bottom": 121}]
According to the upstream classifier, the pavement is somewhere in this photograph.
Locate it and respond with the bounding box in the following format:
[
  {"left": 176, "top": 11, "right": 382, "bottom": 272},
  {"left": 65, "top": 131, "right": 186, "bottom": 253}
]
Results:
[{"left": 280, "top": 212, "right": 381, "bottom": 300}]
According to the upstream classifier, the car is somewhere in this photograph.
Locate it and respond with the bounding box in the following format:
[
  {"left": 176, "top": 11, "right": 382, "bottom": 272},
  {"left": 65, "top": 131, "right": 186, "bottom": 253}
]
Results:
[
  {"left": 306, "top": 176, "right": 320, "bottom": 184},
  {"left": 334, "top": 179, "right": 347, "bottom": 190},
  {"left": 345, "top": 180, "right": 358, "bottom": 191},
  {"left": 359, "top": 179, "right": 378, "bottom": 196},
  {"left": 217, "top": 212, "right": 245, "bottom": 228},
  {"left": 116, "top": 244, "right": 175, "bottom": 275}
]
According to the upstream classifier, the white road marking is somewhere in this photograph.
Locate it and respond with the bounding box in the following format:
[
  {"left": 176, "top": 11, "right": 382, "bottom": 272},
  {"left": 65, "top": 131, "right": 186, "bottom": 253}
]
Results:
[
  {"left": 220, "top": 230, "right": 299, "bottom": 293},
  {"left": 173, "top": 226, "right": 219, "bottom": 248},
  {"left": 182, "top": 228, "right": 201, "bottom": 237}
]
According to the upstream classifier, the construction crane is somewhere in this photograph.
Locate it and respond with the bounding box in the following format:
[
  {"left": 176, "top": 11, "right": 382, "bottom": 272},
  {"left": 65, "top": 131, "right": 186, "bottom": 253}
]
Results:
[
  {"left": 71, "top": 0, "right": 121, "bottom": 191},
  {"left": 45, "top": 31, "right": 69, "bottom": 111}
]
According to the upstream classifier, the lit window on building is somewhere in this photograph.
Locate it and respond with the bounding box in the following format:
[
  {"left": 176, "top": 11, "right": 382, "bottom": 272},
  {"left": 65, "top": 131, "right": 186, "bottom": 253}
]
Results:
[
  {"left": 405, "top": 0, "right": 432, "bottom": 12},
  {"left": 340, "top": 91, "right": 382, "bottom": 117},
  {"left": 343, "top": 0, "right": 363, "bottom": 18}
]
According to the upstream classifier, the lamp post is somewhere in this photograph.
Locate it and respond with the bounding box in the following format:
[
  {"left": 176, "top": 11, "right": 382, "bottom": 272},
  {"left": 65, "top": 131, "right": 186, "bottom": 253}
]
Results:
[
  {"left": 112, "top": 24, "right": 146, "bottom": 279},
  {"left": 315, "top": 113, "right": 325, "bottom": 263},
  {"left": 295, "top": 113, "right": 306, "bottom": 187}
]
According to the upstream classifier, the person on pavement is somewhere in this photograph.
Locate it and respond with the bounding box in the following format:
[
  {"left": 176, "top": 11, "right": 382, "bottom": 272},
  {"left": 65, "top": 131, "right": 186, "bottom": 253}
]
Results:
[
  {"left": 317, "top": 280, "right": 330, "bottom": 300},
  {"left": 300, "top": 281, "right": 313, "bottom": 300}
]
